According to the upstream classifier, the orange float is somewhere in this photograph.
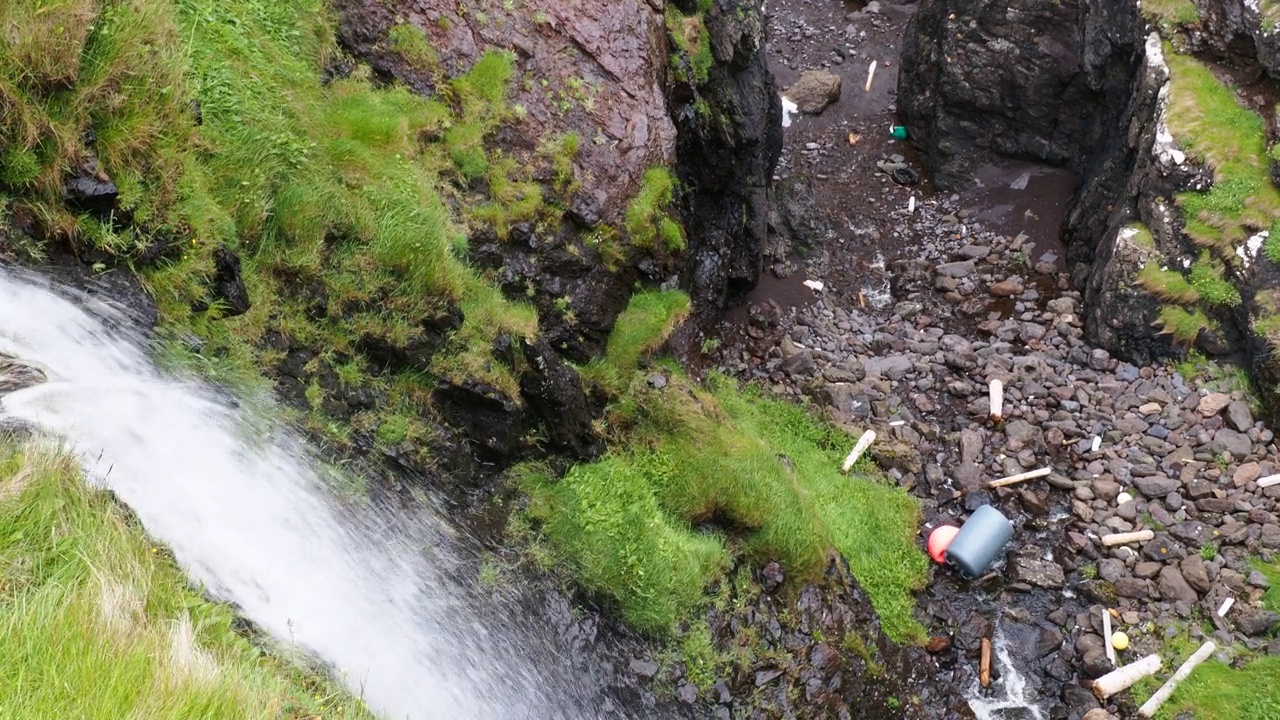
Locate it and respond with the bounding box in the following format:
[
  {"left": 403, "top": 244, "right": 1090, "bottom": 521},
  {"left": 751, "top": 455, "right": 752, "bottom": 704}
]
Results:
[{"left": 927, "top": 525, "right": 961, "bottom": 564}]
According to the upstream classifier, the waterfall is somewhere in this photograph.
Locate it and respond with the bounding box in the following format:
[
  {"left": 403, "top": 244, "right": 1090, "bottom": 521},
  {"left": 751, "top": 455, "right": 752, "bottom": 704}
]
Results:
[{"left": 0, "top": 266, "right": 610, "bottom": 720}]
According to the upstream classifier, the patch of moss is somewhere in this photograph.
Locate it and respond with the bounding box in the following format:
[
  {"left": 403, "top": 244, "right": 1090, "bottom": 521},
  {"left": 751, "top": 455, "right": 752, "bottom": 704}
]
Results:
[
  {"left": 1155, "top": 305, "right": 1219, "bottom": 346},
  {"left": 1138, "top": 262, "right": 1202, "bottom": 305},
  {"left": 1188, "top": 252, "right": 1242, "bottom": 306},
  {"left": 665, "top": 6, "right": 714, "bottom": 86},
  {"left": 1164, "top": 48, "right": 1280, "bottom": 254},
  {"left": 624, "top": 167, "right": 685, "bottom": 252}
]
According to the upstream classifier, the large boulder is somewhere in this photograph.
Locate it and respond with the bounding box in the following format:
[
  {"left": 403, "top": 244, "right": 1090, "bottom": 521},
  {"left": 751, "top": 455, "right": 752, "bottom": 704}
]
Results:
[{"left": 785, "top": 70, "right": 841, "bottom": 114}]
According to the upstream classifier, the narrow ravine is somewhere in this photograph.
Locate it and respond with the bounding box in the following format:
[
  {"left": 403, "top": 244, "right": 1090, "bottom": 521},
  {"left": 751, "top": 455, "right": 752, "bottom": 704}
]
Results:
[{"left": 0, "top": 266, "right": 626, "bottom": 720}]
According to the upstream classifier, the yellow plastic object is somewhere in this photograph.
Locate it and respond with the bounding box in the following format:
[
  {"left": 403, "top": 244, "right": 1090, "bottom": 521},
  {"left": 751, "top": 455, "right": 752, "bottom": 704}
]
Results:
[{"left": 1111, "top": 631, "right": 1129, "bottom": 651}]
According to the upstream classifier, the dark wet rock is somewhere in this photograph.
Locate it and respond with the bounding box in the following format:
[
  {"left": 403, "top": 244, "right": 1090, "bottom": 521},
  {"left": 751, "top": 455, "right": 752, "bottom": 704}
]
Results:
[
  {"left": 1236, "top": 609, "right": 1280, "bottom": 637},
  {"left": 936, "top": 260, "right": 976, "bottom": 279},
  {"left": 63, "top": 152, "right": 118, "bottom": 217},
  {"left": 785, "top": 70, "right": 842, "bottom": 114},
  {"left": 1180, "top": 556, "right": 1212, "bottom": 595},
  {"left": 772, "top": 176, "right": 831, "bottom": 255},
  {"left": 1133, "top": 476, "right": 1179, "bottom": 498},
  {"left": 761, "top": 561, "right": 784, "bottom": 593},
  {"left": 358, "top": 307, "right": 463, "bottom": 372},
  {"left": 0, "top": 354, "right": 47, "bottom": 395},
  {"left": 630, "top": 658, "right": 660, "bottom": 679},
  {"left": 519, "top": 337, "right": 602, "bottom": 459},
  {"left": 1157, "top": 565, "right": 1199, "bottom": 603},
  {"left": 1011, "top": 557, "right": 1065, "bottom": 589},
  {"left": 1226, "top": 401, "right": 1255, "bottom": 432},
  {"left": 1213, "top": 428, "right": 1253, "bottom": 460},
  {"left": 203, "top": 245, "right": 251, "bottom": 318},
  {"left": 432, "top": 380, "right": 523, "bottom": 458}
]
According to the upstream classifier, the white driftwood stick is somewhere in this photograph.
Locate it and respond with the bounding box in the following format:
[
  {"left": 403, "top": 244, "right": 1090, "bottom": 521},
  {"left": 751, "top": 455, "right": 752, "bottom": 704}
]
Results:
[
  {"left": 1091, "top": 653, "right": 1162, "bottom": 700},
  {"left": 1102, "top": 609, "right": 1116, "bottom": 666},
  {"left": 865, "top": 61, "right": 877, "bottom": 92},
  {"left": 1217, "top": 597, "right": 1234, "bottom": 617},
  {"left": 842, "top": 430, "right": 876, "bottom": 473},
  {"left": 1138, "top": 641, "right": 1215, "bottom": 718},
  {"left": 1258, "top": 474, "right": 1280, "bottom": 488},
  {"left": 989, "top": 379, "right": 1003, "bottom": 420},
  {"left": 989, "top": 467, "right": 1051, "bottom": 488},
  {"left": 979, "top": 638, "right": 992, "bottom": 688},
  {"left": 1101, "top": 529, "right": 1155, "bottom": 547}
]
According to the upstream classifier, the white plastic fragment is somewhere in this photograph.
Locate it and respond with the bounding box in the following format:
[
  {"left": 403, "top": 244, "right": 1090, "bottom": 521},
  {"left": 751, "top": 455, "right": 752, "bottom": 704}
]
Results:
[
  {"left": 1217, "top": 597, "right": 1235, "bottom": 617},
  {"left": 1092, "top": 653, "right": 1162, "bottom": 700},
  {"left": 988, "top": 467, "right": 1051, "bottom": 489},
  {"left": 1257, "top": 474, "right": 1280, "bottom": 488},
  {"left": 842, "top": 429, "right": 876, "bottom": 473},
  {"left": 1102, "top": 609, "right": 1117, "bottom": 667},
  {"left": 1091, "top": 436, "right": 1102, "bottom": 453},
  {"left": 1101, "top": 530, "right": 1155, "bottom": 547},
  {"left": 802, "top": 279, "right": 825, "bottom": 292},
  {"left": 989, "top": 379, "right": 1003, "bottom": 421},
  {"left": 908, "top": 196, "right": 916, "bottom": 214},
  {"left": 1117, "top": 491, "right": 1134, "bottom": 505},
  {"left": 865, "top": 60, "right": 877, "bottom": 92}
]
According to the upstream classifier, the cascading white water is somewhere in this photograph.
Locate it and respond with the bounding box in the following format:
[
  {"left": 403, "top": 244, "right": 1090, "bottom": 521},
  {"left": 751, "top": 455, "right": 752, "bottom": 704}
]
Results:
[
  {"left": 0, "top": 267, "right": 607, "bottom": 720},
  {"left": 966, "top": 624, "right": 1048, "bottom": 720}
]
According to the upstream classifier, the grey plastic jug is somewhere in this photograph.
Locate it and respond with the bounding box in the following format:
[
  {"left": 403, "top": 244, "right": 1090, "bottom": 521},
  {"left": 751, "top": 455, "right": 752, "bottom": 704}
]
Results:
[{"left": 945, "top": 504, "right": 1013, "bottom": 578}]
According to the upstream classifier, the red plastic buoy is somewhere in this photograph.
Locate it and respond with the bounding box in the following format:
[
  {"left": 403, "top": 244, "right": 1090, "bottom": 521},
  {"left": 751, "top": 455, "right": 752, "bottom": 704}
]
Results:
[{"left": 928, "top": 525, "right": 961, "bottom": 564}]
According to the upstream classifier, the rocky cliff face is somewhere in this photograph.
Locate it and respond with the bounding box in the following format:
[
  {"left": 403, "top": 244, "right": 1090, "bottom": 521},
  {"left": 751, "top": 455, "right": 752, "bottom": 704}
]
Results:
[
  {"left": 898, "top": 0, "right": 1141, "bottom": 192},
  {"left": 900, "top": 0, "right": 1280, "bottom": 413},
  {"left": 668, "top": 0, "right": 782, "bottom": 330}
]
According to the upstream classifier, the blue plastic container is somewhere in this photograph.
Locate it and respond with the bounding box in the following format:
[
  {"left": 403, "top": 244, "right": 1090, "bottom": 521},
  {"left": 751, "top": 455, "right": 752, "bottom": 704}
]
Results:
[{"left": 945, "top": 505, "right": 1013, "bottom": 578}]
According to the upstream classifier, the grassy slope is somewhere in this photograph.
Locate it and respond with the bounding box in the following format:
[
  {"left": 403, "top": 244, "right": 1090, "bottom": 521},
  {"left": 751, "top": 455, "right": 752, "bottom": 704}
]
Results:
[
  {"left": 0, "top": 440, "right": 372, "bottom": 719},
  {"left": 1163, "top": 47, "right": 1280, "bottom": 254},
  {"left": 523, "top": 291, "right": 928, "bottom": 642}
]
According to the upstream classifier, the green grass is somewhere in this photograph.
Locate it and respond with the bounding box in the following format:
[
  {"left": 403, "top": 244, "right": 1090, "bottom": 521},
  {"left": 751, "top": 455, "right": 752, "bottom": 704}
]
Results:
[
  {"left": 523, "top": 292, "right": 928, "bottom": 641},
  {"left": 0, "top": 439, "right": 371, "bottom": 719},
  {"left": 624, "top": 167, "right": 684, "bottom": 252},
  {"left": 1188, "top": 253, "right": 1242, "bottom": 306},
  {"left": 582, "top": 289, "right": 690, "bottom": 393},
  {"left": 1164, "top": 48, "right": 1280, "bottom": 253},
  {"left": 665, "top": 6, "right": 714, "bottom": 86},
  {"left": 1155, "top": 305, "right": 1219, "bottom": 346},
  {"left": 1138, "top": 262, "right": 1201, "bottom": 305},
  {"left": 1141, "top": 0, "right": 1200, "bottom": 25}
]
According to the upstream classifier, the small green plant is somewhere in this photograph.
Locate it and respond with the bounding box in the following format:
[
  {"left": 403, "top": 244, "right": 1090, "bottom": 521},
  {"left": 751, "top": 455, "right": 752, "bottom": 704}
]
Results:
[
  {"left": 1199, "top": 543, "right": 1219, "bottom": 560},
  {"left": 887, "top": 696, "right": 902, "bottom": 710},
  {"left": 376, "top": 414, "right": 411, "bottom": 446},
  {"left": 1154, "top": 305, "right": 1219, "bottom": 346},
  {"left": 700, "top": 337, "right": 721, "bottom": 355},
  {"left": 1081, "top": 563, "right": 1099, "bottom": 580},
  {"left": 624, "top": 167, "right": 685, "bottom": 251},
  {"left": 1138, "top": 262, "right": 1202, "bottom": 304}
]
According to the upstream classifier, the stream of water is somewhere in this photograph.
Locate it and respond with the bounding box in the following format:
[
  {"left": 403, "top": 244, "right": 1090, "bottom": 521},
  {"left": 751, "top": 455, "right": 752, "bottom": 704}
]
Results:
[{"left": 0, "top": 267, "right": 603, "bottom": 720}]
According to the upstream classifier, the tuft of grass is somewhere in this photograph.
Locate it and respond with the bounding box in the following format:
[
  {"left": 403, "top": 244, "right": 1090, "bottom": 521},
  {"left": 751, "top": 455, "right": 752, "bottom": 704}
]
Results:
[
  {"left": 0, "top": 439, "right": 371, "bottom": 718},
  {"left": 665, "top": 6, "right": 714, "bottom": 86},
  {"left": 623, "top": 167, "right": 684, "bottom": 251},
  {"left": 582, "top": 289, "right": 690, "bottom": 393},
  {"left": 1188, "top": 252, "right": 1242, "bottom": 306},
  {"left": 1141, "top": 0, "right": 1200, "bottom": 25},
  {"left": 1138, "top": 262, "right": 1202, "bottom": 304},
  {"left": 1164, "top": 49, "right": 1280, "bottom": 253},
  {"left": 387, "top": 21, "right": 437, "bottom": 69},
  {"left": 1155, "top": 305, "right": 1219, "bottom": 346}
]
